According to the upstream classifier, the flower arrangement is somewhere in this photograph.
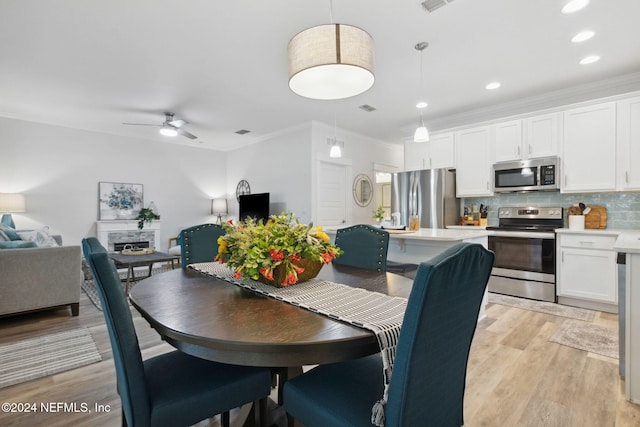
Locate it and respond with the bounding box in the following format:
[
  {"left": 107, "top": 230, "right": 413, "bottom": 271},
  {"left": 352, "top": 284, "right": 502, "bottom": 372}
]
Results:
[{"left": 216, "top": 212, "right": 343, "bottom": 287}]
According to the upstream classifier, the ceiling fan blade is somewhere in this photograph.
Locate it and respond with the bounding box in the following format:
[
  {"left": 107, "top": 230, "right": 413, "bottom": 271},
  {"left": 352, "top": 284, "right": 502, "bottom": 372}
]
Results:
[
  {"left": 168, "top": 119, "right": 187, "bottom": 128},
  {"left": 176, "top": 127, "right": 197, "bottom": 140},
  {"left": 122, "top": 122, "right": 161, "bottom": 127}
]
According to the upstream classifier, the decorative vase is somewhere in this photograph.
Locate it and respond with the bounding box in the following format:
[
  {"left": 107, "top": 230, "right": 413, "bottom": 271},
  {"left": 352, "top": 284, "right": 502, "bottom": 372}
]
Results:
[
  {"left": 256, "top": 258, "right": 324, "bottom": 287},
  {"left": 116, "top": 208, "right": 132, "bottom": 219}
]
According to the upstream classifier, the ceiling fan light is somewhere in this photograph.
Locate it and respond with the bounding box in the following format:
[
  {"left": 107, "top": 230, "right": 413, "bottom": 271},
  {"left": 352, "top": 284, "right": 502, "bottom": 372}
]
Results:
[
  {"left": 414, "top": 125, "right": 430, "bottom": 142},
  {"left": 160, "top": 126, "right": 178, "bottom": 137},
  {"left": 288, "top": 24, "right": 375, "bottom": 100}
]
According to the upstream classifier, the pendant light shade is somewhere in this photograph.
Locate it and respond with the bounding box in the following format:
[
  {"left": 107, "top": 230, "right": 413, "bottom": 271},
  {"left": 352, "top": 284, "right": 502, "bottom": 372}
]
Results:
[
  {"left": 414, "top": 122, "right": 430, "bottom": 142},
  {"left": 329, "top": 144, "right": 342, "bottom": 158},
  {"left": 288, "top": 24, "right": 375, "bottom": 100}
]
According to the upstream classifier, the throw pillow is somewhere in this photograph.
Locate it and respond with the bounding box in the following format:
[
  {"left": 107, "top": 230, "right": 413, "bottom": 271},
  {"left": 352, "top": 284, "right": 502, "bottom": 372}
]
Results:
[
  {"left": 0, "top": 230, "right": 9, "bottom": 241},
  {"left": 0, "top": 224, "right": 21, "bottom": 241},
  {"left": 0, "top": 240, "right": 38, "bottom": 249},
  {"left": 16, "top": 227, "right": 60, "bottom": 247}
]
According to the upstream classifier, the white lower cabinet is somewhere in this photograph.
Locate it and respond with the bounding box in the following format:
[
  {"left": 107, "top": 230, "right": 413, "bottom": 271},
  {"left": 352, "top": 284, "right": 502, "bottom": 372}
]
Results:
[{"left": 556, "top": 232, "right": 618, "bottom": 313}]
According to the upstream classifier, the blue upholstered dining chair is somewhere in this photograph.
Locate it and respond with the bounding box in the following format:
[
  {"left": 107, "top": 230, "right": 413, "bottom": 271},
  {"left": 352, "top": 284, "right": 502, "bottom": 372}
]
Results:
[
  {"left": 81, "top": 237, "right": 271, "bottom": 427},
  {"left": 178, "top": 223, "right": 225, "bottom": 267},
  {"left": 332, "top": 224, "right": 389, "bottom": 271},
  {"left": 284, "top": 242, "right": 495, "bottom": 427}
]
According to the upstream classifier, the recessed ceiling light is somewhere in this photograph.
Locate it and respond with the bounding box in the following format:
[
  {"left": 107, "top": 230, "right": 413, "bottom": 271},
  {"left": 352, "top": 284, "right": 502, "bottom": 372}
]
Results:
[
  {"left": 485, "top": 82, "right": 501, "bottom": 90},
  {"left": 562, "top": 0, "right": 589, "bottom": 14},
  {"left": 579, "top": 55, "right": 600, "bottom": 65},
  {"left": 416, "top": 101, "right": 428, "bottom": 109},
  {"left": 572, "top": 30, "right": 595, "bottom": 43}
]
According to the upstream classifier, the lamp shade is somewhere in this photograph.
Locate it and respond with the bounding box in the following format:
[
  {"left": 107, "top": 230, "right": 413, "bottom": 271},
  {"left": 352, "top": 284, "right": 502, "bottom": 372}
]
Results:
[
  {"left": 414, "top": 125, "right": 430, "bottom": 142},
  {"left": 288, "top": 24, "right": 375, "bottom": 100},
  {"left": 211, "top": 198, "right": 228, "bottom": 215},
  {"left": 0, "top": 193, "right": 26, "bottom": 213}
]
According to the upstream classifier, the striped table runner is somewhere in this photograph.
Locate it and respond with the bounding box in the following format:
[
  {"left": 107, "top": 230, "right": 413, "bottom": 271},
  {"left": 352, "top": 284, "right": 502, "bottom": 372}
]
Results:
[{"left": 189, "top": 262, "right": 407, "bottom": 426}]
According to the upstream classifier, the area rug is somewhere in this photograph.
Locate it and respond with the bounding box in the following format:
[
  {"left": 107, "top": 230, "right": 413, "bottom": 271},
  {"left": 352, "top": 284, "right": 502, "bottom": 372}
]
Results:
[
  {"left": 0, "top": 328, "right": 102, "bottom": 388},
  {"left": 549, "top": 319, "right": 618, "bottom": 359},
  {"left": 82, "top": 266, "right": 171, "bottom": 310},
  {"left": 488, "top": 292, "right": 596, "bottom": 322}
]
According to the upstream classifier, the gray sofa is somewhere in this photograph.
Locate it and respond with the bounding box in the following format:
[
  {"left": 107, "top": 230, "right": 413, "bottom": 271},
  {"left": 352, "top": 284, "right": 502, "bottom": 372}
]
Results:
[{"left": 0, "top": 235, "right": 82, "bottom": 317}]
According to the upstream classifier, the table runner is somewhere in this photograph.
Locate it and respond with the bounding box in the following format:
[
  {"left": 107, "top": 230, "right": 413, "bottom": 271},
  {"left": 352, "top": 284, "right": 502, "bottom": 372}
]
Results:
[{"left": 189, "top": 261, "right": 407, "bottom": 426}]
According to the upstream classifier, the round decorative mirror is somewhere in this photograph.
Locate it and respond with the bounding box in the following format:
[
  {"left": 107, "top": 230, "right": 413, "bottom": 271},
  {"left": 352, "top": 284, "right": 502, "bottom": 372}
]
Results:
[{"left": 353, "top": 174, "right": 373, "bottom": 207}]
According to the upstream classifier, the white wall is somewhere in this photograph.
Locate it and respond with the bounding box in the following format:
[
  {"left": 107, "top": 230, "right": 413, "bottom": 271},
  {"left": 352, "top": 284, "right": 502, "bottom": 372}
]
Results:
[
  {"left": 226, "top": 124, "right": 313, "bottom": 223},
  {"left": 0, "top": 118, "right": 227, "bottom": 247},
  {"left": 0, "top": 117, "right": 403, "bottom": 247},
  {"left": 311, "top": 121, "right": 403, "bottom": 225}
]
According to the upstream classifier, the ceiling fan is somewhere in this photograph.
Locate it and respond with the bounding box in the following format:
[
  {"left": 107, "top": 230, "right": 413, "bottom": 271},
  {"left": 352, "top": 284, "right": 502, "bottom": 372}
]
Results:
[{"left": 122, "top": 112, "right": 197, "bottom": 140}]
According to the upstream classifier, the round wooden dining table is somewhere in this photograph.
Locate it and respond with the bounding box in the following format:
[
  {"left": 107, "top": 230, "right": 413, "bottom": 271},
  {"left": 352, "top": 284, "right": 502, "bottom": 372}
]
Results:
[{"left": 128, "top": 263, "right": 414, "bottom": 369}]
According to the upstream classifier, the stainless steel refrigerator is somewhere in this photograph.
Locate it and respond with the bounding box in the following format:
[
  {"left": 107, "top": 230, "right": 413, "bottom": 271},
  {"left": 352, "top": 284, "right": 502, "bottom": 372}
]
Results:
[{"left": 390, "top": 169, "right": 459, "bottom": 229}]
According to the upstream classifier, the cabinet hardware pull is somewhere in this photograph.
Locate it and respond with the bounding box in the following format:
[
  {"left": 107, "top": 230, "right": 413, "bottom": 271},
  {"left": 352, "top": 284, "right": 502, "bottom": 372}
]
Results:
[
  {"left": 579, "top": 241, "right": 594, "bottom": 245},
  {"left": 517, "top": 146, "right": 520, "bottom": 156},
  {"left": 528, "top": 144, "right": 532, "bottom": 155},
  {"left": 626, "top": 171, "right": 629, "bottom": 183}
]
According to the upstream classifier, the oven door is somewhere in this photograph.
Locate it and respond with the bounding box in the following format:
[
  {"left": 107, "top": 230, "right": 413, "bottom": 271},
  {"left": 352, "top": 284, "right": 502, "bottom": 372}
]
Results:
[{"left": 488, "top": 234, "right": 556, "bottom": 302}]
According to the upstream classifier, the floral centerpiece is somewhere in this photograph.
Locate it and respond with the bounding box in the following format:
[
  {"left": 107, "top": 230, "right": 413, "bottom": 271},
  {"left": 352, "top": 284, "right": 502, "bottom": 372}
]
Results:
[{"left": 215, "top": 212, "right": 343, "bottom": 287}]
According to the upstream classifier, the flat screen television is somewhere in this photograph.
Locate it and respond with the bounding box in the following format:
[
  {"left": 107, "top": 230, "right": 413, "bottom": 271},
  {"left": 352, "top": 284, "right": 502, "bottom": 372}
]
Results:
[{"left": 239, "top": 193, "right": 270, "bottom": 223}]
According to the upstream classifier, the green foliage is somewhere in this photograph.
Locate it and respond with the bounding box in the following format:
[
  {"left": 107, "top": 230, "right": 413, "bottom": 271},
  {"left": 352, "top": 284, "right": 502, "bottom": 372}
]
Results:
[{"left": 217, "top": 212, "right": 343, "bottom": 286}]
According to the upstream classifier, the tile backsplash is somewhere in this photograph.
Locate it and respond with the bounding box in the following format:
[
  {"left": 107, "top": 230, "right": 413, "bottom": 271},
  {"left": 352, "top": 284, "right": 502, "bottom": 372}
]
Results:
[{"left": 463, "top": 191, "right": 640, "bottom": 230}]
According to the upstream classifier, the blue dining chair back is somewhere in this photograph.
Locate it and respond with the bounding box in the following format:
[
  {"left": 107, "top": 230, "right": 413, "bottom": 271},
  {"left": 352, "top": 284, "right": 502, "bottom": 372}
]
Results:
[
  {"left": 178, "top": 223, "right": 225, "bottom": 267},
  {"left": 332, "top": 224, "right": 389, "bottom": 271},
  {"left": 81, "top": 237, "right": 271, "bottom": 427},
  {"left": 284, "top": 242, "right": 495, "bottom": 427}
]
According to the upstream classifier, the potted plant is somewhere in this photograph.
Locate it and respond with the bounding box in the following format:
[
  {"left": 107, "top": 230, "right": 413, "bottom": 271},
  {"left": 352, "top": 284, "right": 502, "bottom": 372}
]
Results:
[
  {"left": 373, "top": 205, "right": 385, "bottom": 224},
  {"left": 136, "top": 208, "right": 160, "bottom": 230},
  {"left": 216, "top": 212, "right": 343, "bottom": 287}
]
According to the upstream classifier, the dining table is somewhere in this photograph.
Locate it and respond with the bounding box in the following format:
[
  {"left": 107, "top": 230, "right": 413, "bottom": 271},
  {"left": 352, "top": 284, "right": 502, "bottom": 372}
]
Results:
[{"left": 129, "top": 263, "right": 414, "bottom": 370}]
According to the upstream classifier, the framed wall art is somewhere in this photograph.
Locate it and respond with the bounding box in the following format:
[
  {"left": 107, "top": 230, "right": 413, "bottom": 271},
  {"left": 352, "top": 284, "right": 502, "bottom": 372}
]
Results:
[{"left": 99, "top": 182, "right": 143, "bottom": 220}]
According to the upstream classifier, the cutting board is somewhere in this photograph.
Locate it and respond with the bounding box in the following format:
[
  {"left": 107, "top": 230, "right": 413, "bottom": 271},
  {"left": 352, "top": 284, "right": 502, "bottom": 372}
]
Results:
[{"left": 584, "top": 206, "right": 607, "bottom": 229}]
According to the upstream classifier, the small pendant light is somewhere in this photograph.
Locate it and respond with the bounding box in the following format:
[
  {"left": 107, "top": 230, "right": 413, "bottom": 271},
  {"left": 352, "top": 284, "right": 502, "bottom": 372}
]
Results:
[{"left": 413, "top": 42, "right": 430, "bottom": 142}]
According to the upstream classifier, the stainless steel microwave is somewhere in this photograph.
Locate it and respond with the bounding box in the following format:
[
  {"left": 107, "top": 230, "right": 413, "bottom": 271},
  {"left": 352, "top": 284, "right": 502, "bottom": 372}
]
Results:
[{"left": 493, "top": 157, "right": 560, "bottom": 192}]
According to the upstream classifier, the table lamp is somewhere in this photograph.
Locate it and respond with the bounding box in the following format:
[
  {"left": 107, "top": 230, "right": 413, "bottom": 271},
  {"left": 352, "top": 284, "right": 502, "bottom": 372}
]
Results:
[
  {"left": 211, "top": 198, "right": 228, "bottom": 225},
  {"left": 0, "top": 193, "right": 26, "bottom": 229}
]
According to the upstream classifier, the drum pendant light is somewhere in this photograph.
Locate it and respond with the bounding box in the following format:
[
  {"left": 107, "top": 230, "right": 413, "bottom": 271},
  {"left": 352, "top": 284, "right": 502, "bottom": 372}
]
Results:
[{"left": 288, "top": 2, "right": 374, "bottom": 100}]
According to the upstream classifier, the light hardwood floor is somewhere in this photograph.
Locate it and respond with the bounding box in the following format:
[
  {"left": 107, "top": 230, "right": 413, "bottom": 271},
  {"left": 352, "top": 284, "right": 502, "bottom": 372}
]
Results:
[{"left": 1, "top": 289, "right": 639, "bottom": 426}]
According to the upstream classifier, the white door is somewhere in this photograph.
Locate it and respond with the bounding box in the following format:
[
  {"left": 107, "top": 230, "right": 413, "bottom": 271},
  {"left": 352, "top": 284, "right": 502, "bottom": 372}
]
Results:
[{"left": 317, "top": 161, "right": 349, "bottom": 226}]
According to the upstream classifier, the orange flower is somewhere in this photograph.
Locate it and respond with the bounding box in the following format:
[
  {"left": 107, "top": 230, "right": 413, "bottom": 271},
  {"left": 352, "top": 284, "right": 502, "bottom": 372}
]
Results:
[
  {"left": 282, "top": 272, "right": 298, "bottom": 286},
  {"left": 260, "top": 267, "right": 274, "bottom": 281},
  {"left": 320, "top": 252, "right": 334, "bottom": 264},
  {"left": 270, "top": 249, "right": 284, "bottom": 261},
  {"left": 292, "top": 264, "right": 305, "bottom": 274},
  {"left": 234, "top": 270, "right": 242, "bottom": 279},
  {"left": 289, "top": 253, "right": 301, "bottom": 261}
]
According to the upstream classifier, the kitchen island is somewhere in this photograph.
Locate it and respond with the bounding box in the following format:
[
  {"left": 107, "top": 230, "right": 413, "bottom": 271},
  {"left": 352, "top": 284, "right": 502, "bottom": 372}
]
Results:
[
  {"left": 613, "top": 232, "right": 640, "bottom": 404},
  {"left": 325, "top": 226, "right": 491, "bottom": 318}
]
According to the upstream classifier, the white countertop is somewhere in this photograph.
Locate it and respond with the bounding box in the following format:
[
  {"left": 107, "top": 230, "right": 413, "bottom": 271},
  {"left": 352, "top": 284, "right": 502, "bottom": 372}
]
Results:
[
  {"left": 555, "top": 228, "right": 624, "bottom": 236},
  {"left": 324, "top": 225, "right": 490, "bottom": 241},
  {"left": 613, "top": 232, "right": 640, "bottom": 253}
]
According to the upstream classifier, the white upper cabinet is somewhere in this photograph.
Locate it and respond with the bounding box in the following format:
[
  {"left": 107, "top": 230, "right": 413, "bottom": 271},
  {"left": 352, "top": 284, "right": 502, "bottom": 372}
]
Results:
[
  {"left": 455, "top": 126, "right": 493, "bottom": 197},
  {"left": 428, "top": 133, "right": 455, "bottom": 170},
  {"left": 562, "top": 102, "right": 617, "bottom": 193},
  {"left": 494, "top": 113, "right": 559, "bottom": 163},
  {"left": 524, "top": 113, "right": 560, "bottom": 159},
  {"left": 494, "top": 120, "right": 523, "bottom": 163},
  {"left": 617, "top": 96, "right": 640, "bottom": 190},
  {"left": 403, "top": 141, "right": 428, "bottom": 171},
  {"left": 403, "top": 133, "right": 455, "bottom": 171}
]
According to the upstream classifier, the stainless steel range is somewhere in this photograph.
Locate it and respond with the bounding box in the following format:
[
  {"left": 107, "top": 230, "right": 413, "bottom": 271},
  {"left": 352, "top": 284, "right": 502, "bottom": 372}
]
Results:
[{"left": 487, "top": 206, "right": 564, "bottom": 302}]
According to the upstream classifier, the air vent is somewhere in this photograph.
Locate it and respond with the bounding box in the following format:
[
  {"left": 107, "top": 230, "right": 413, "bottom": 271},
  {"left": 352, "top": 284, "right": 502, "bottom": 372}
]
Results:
[
  {"left": 235, "top": 129, "right": 251, "bottom": 135},
  {"left": 421, "top": 0, "right": 454, "bottom": 13},
  {"left": 359, "top": 104, "right": 377, "bottom": 112}
]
